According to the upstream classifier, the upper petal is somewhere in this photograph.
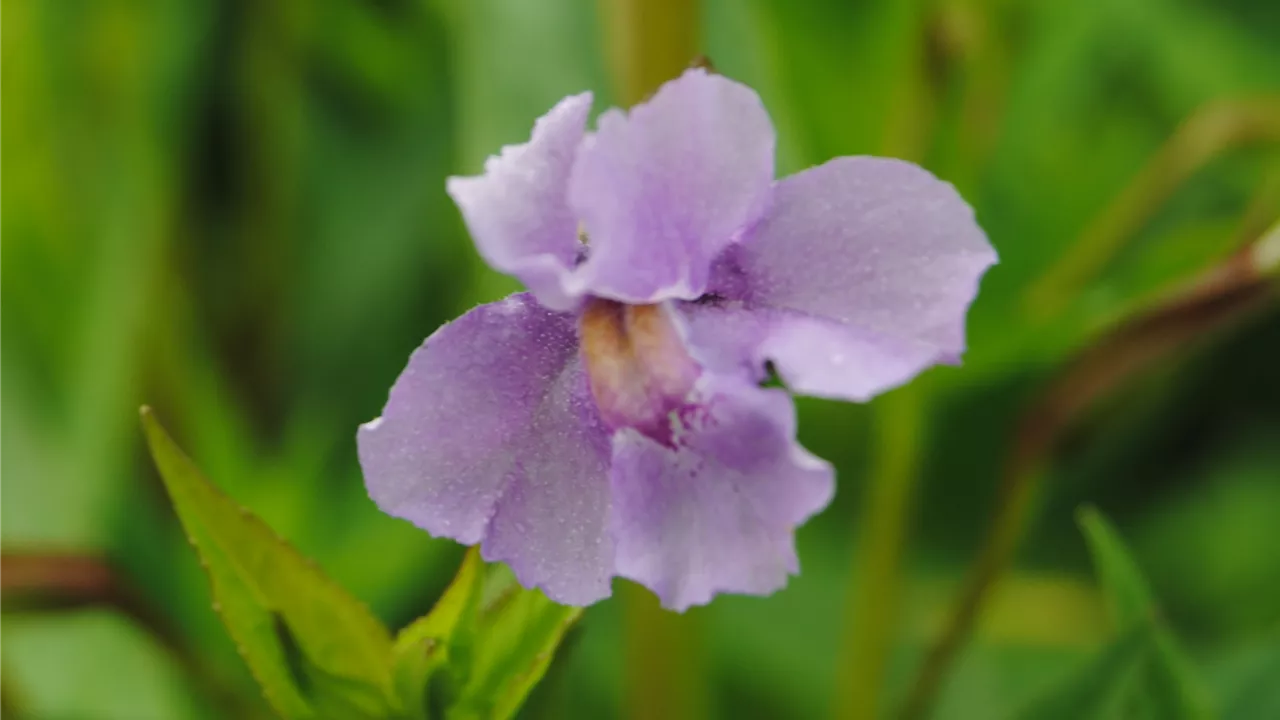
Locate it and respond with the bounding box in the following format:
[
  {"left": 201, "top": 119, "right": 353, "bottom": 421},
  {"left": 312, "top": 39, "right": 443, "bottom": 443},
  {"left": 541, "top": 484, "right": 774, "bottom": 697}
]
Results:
[
  {"left": 608, "top": 375, "right": 834, "bottom": 611},
  {"left": 568, "top": 69, "right": 776, "bottom": 304},
  {"left": 446, "top": 93, "right": 593, "bottom": 311},
  {"left": 711, "top": 156, "right": 997, "bottom": 400},
  {"left": 357, "top": 294, "right": 614, "bottom": 605}
]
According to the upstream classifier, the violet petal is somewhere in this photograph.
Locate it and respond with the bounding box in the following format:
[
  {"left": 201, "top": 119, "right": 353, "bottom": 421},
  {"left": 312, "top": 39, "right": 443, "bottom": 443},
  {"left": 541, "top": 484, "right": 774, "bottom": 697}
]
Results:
[
  {"left": 609, "top": 375, "right": 834, "bottom": 611},
  {"left": 446, "top": 93, "right": 593, "bottom": 311},
  {"left": 680, "top": 302, "right": 945, "bottom": 401},
  {"left": 706, "top": 156, "right": 997, "bottom": 400},
  {"left": 568, "top": 69, "right": 776, "bottom": 304},
  {"left": 357, "top": 293, "right": 614, "bottom": 604}
]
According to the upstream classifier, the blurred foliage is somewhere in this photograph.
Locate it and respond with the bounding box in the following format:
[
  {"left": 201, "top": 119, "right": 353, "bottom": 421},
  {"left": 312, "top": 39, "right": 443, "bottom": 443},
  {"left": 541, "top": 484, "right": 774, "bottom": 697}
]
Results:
[
  {"left": 2, "top": 0, "right": 1279, "bottom": 718},
  {"left": 1077, "top": 507, "right": 1212, "bottom": 718}
]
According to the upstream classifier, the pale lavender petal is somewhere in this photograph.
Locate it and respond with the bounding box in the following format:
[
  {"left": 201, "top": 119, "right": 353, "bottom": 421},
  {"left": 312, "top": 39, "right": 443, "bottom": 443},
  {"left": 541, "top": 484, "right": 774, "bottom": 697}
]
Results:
[
  {"left": 568, "top": 69, "right": 776, "bottom": 304},
  {"left": 357, "top": 293, "right": 614, "bottom": 605},
  {"left": 680, "top": 302, "right": 942, "bottom": 402},
  {"left": 481, "top": 358, "right": 615, "bottom": 605},
  {"left": 709, "top": 156, "right": 997, "bottom": 400},
  {"left": 446, "top": 93, "right": 593, "bottom": 311},
  {"left": 609, "top": 375, "right": 834, "bottom": 611}
]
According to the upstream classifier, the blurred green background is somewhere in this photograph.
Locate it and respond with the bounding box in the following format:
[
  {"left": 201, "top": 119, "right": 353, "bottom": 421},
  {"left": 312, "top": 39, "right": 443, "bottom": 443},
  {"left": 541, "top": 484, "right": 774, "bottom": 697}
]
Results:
[{"left": 3, "top": 0, "right": 1279, "bottom": 718}]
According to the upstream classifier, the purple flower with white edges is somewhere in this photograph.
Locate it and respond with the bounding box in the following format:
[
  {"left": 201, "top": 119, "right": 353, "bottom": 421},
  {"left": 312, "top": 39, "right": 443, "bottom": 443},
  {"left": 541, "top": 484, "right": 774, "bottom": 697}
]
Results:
[{"left": 358, "top": 69, "right": 996, "bottom": 610}]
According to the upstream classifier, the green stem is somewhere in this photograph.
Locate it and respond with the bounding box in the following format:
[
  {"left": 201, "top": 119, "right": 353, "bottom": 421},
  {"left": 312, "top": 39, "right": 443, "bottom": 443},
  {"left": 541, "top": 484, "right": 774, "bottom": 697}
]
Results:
[
  {"left": 900, "top": 220, "right": 1280, "bottom": 720},
  {"left": 897, "top": 462, "right": 1045, "bottom": 720},
  {"left": 835, "top": 387, "right": 926, "bottom": 720},
  {"left": 1025, "top": 96, "right": 1280, "bottom": 320},
  {"left": 1233, "top": 161, "right": 1280, "bottom": 247},
  {"left": 927, "top": 0, "right": 1011, "bottom": 196},
  {"left": 621, "top": 584, "right": 709, "bottom": 720},
  {"left": 600, "top": 2, "right": 705, "bottom": 718},
  {"left": 602, "top": 0, "right": 700, "bottom": 104},
  {"left": 834, "top": 2, "right": 948, "bottom": 714},
  {"left": 877, "top": 1, "right": 932, "bottom": 160}
]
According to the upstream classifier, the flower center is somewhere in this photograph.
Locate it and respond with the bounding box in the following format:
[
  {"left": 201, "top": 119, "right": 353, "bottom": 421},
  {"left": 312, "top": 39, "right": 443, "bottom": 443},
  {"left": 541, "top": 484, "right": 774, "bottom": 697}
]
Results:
[{"left": 579, "top": 298, "right": 699, "bottom": 445}]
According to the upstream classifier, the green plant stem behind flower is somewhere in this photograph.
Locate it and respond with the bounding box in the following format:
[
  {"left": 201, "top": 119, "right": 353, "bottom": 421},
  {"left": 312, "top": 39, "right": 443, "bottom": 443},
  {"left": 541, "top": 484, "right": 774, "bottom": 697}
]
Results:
[
  {"left": 835, "top": 386, "right": 926, "bottom": 720},
  {"left": 600, "top": 0, "right": 707, "bottom": 717},
  {"left": 602, "top": 0, "right": 700, "bottom": 108},
  {"left": 899, "top": 222, "right": 1278, "bottom": 720},
  {"left": 1024, "top": 96, "right": 1280, "bottom": 321}
]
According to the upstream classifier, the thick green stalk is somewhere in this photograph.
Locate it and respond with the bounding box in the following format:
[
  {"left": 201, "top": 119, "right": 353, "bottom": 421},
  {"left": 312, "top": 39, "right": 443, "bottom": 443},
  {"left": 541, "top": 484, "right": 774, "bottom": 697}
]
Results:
[
  {"left": 898, "top": 462, "right": 1045, "bottom": 720},
  {"left": 900, "top": 221, "right": 1279, "bottom": 720},
  {"left": 599, "top": 1, "right": 706, "bottom": 719},
  {"left": 927, "top": 0, "right": 1012, "bottom": 197},
  {"left": 602, "top": 0, "right": 700, "bottom": 105},
  {"left": 622, "top": 585, "right": 710, "bottom": 720},
  {"left": 835, "top": 387, "right": 926, "bottom": 720},
  {"left": 836, "top": 4, "right": 936, "bottom": 713}
]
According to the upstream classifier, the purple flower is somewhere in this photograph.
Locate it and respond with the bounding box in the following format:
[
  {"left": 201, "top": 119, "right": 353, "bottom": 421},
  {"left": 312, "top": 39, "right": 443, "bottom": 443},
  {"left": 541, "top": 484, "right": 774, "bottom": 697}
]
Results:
[{"left": 358, "top": 69, "right": 996, "bottom": 610}]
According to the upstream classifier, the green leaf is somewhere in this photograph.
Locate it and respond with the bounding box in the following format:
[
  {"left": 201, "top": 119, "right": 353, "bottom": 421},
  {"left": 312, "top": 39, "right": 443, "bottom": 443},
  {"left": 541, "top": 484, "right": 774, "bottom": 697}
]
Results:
[
  {"left": 1078, "top": 507, "right": 1158, "bottom": 628},
  {"left": 1077, "top": 506, "right": 1217, "bottom": 720},
  {"left": 454, "top": 565, "right": 582, "bottom": 720},
  {"left": 140, "top": 407, "right": 395, "bottom": 719},
  {"left": 390, "top": 551, "right": 583, "bottom": 720},
  {"left": 390, "top": 548, "right": 486, "bottom": 720},
  {"left": 1011, "top": 624, "right": 1152, "bottom": 720}
]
